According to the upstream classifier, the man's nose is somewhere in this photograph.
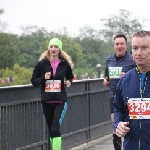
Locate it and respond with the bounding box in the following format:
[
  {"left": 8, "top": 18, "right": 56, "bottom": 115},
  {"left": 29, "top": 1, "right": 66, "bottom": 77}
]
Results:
[
  {"left": 136, "top": 48, "right": 143, "bottom": 54},
  {"left": 118, "top": 44, "right": 122, "bottom": 47}
]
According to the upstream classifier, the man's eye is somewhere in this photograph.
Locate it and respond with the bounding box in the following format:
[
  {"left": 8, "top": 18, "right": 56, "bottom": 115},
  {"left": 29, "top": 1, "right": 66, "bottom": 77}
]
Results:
[
  {"left": 133, "top": 47, "right": 137, "bottom": 50},
  {"left": 142, "top": 46, "right": 148, "bottom": 50},
  {"left": 120, "top": 43, "right": 125, "bottom": 45}
]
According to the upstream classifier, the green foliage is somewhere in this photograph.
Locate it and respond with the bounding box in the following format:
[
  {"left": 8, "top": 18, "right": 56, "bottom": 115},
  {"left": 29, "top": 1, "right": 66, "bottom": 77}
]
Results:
[
  {"left": 0, "top": 9, "right": 149, "bottom": 85},
  {"left": 74, "top": 36, "right": 114, "bottom": 70},
  {"left": 0, "top": 64, "right": 32, "bottom": 87},
  {"left": 0, "top": 33, "right": 20, "bottom": 69},
  {"left": 18, "top": 26, "right": 48, "bottom": 67}
]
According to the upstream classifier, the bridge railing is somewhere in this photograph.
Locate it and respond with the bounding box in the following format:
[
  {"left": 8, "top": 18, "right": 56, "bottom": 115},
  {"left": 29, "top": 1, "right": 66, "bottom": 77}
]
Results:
[{"left": 0, "top": 79, "right": 111, "bottom": 150}]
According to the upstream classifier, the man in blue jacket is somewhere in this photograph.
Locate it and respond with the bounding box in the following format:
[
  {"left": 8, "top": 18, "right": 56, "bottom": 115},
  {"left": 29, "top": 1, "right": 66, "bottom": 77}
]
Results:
[
  {"left": 114, "top": 30, "right": 150, "bottom": 150},
  {"left": 103, "top": 33, "right": 135, "bottom": 150}
]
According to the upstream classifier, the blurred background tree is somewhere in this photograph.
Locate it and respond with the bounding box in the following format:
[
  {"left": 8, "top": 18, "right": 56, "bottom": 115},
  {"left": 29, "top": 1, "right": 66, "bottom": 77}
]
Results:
[{"left": 0, "top": 9, "right": 149, "bottom": 86}]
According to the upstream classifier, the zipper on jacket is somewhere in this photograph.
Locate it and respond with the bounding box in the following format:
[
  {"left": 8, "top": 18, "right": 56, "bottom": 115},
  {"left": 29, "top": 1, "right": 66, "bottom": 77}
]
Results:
[
  {"left": 138, "top": 121, "right": 141, "bottom": 150},
  {"left": 136, "top": 67, "right": 149, "bottom": 150}
]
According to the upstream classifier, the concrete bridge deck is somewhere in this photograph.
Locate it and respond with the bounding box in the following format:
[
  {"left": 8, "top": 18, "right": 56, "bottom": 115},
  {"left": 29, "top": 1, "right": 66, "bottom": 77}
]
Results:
[{"left": 69, "top": 134, "right": 115, "bottom": 150}]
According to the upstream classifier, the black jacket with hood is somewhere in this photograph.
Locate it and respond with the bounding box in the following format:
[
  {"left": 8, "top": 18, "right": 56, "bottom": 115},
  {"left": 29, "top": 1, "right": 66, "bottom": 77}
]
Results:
[{"left": 31, "top": 58, "right": 74, "bottom": 103}]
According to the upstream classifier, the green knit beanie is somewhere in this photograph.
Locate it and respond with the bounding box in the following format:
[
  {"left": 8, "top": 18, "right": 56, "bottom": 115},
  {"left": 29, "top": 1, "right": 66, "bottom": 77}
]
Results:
[{"left": 48, "top": 38, "right": 62, "bottom": 50}]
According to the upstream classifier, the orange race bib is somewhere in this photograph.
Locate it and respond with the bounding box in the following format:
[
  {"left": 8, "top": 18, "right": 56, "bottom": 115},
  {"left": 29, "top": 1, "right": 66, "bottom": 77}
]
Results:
[
  {"left": 127, "top": 98, "right": 150, "bottom": 119},
  {"left": 45, "top": 80, "right": 61, "bottom": 92}
]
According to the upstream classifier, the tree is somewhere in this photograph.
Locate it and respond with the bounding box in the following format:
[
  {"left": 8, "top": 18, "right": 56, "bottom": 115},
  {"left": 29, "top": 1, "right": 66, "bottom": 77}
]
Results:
[
  {"left": 18, "top": 25, "right": 48, "bottom": 67},
  {"left": 0, "top": 33, "right": 20, "bottom": 69},
  {"left": 79, "top": 25, "right": 98, "bottom": 39},
  {"left": 17, "top": 27, "right": 83, "bottom": 68},
  {"left": 0, "top": 9, "right": 8, "bottom": 32},
  {"left": 98, "top": 9, "right": 149, "bottom": 41},
  {"left": 0, "top": 64, "right": 32, "bottom": 86},
  {"left": 0, "top": 9, "right": 4, "bottom": 14},
  {"left": 61, "top": 36, "right": 82, "bottom": 67}
]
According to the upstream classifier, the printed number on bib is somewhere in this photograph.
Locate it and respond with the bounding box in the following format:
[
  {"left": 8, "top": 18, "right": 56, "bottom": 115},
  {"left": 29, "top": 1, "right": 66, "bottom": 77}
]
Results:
[
  {"left": 127, "top": 98, "right": 150, "bottom": 119},
  {"left": 45, "top": 80, "right": 61, "bottom": 92},
  {"left": 109, "top": 67, "right": 122, "bottom": 79}
]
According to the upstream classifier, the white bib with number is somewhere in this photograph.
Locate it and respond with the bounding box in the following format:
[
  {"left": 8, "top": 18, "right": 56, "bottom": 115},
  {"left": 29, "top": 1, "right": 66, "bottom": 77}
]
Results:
[
  {"left": 109, "top": 67, "right": 122, "bottom": 79},
  {"left": 45, "top": 80, "right": 61, "bottom": 92},
  {"left": 127, "top": 98, "right": 150, "bottom": 119}
]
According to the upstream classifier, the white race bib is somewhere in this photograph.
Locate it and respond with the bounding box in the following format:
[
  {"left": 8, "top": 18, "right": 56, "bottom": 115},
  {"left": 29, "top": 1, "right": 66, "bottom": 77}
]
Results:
[
  {"left": 127, "top": 98, "right": 150, "bottom": 119},
  {"left": 45, "top": 80, "right": 61, "bottom": 92},
  {"left": 109, "top": 67, "right": 122, "bottom": 79}
]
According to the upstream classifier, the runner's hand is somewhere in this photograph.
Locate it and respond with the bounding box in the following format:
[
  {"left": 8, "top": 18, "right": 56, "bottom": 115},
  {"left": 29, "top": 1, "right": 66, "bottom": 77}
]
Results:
[
  {"left": 116, "top": 122, "right": 130, "bottom": 137},
  {"left": 45, "top": 72, "right": 51, "bottom": 79},
  {"left": 103, "top": 77, "right": 110, "bottom": 86},
  {"left": 120, "top": 72, "right": 125, "bottom": 78},
  {"left": 65, "top": 80, "right": 71, "bottom": 87}
]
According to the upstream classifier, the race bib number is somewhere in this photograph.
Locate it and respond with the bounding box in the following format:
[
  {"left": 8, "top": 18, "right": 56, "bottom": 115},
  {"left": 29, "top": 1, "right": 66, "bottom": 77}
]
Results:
[
  {"left": 109, "top": 67, "right": 122, "bottom": 79},
  {"left": 127, "top": 98, "right": 150, "bottom": 119},
  {"left": 45, "top": 80, "right": 61, "bottom": 92}
]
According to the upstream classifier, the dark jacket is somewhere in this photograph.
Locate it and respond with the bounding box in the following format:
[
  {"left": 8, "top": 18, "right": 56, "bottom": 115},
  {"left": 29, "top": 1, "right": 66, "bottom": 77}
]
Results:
[
  {"left": 31, "top": 58, "right": 74, "bottom": 103},
  {"left": 114, "top": 68, "right": 150, "bottom": 150},
  {"left": 104, "top": 51, "right": 135, "bottom": 98}
]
